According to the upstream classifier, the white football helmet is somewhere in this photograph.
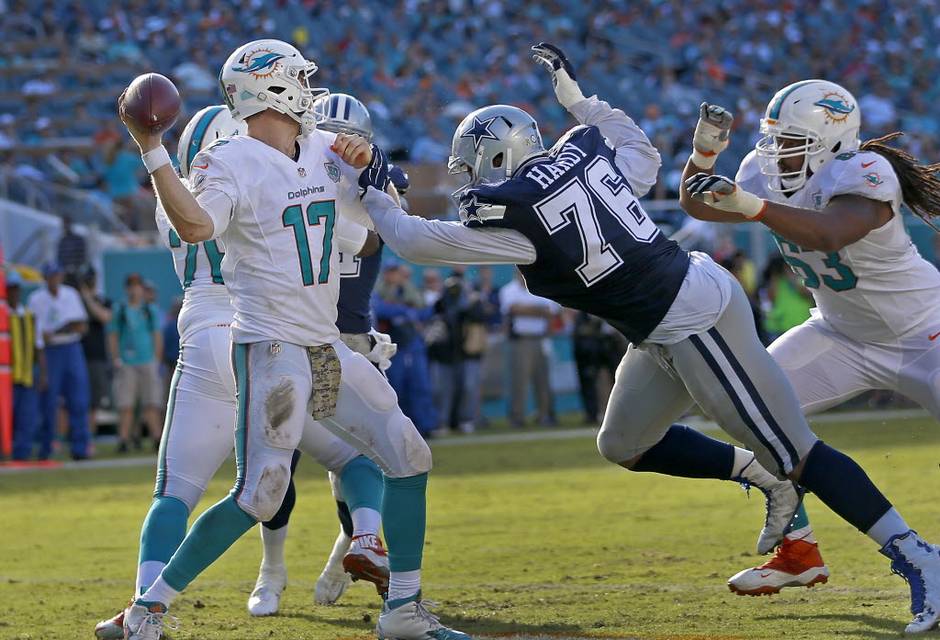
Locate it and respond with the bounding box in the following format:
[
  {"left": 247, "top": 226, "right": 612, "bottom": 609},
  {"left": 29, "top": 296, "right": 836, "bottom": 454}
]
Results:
[
  {"left": 312, "top": 93, "right": 373, "bottom": 140},
  {"left": 176, "top": 105, "right": 246, "bottom": 178},
  {"left": 755, "top": 79, "right": 861, "bottom": 192},
  {"left": 219, "top": 39, "right": 328, "bottom": 135}
]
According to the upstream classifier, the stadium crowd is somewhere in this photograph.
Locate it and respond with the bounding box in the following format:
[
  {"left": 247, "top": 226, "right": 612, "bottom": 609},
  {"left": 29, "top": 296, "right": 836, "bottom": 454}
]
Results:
[{"left": 3, "top": 0, "right": 940, "bottom": 227}]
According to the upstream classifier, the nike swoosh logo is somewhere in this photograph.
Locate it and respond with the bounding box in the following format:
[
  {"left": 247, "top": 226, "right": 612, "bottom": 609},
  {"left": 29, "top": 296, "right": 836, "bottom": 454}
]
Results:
[
  {"left": 759, "top": 571, "right": 774, "bottom": 578},
  {"left": 930, "top": 331, "right": 940, "bottom": 341},
  {"left": 192, "top": 163, "right": 209, "bottom": 170},
  {"left": 861, "top": 161, "right": 876, "bottom": 168}
]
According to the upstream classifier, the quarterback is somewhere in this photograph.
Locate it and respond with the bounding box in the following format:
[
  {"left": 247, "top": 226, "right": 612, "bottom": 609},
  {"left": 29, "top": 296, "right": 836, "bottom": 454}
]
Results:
[
  {"left": 117, "top": 40, "right": 468, "bottom": 640},
  {"left": 358, "top": 43, "right": 940, "bottom": 635},
  {"left": 682, "top": 80, "right": 940, "bottom": 615}
]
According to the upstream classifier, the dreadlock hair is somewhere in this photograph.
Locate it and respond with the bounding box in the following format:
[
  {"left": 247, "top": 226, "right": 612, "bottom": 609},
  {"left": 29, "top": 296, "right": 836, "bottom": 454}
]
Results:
[{"left": 860, "top": 132, "right": 940, "bottom": 232}]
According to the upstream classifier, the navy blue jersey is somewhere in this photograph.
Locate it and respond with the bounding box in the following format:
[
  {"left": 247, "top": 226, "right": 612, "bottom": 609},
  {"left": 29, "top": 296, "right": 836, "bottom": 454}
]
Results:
[
  {"left": 466, "top": 125, "right": 689, "bottom": 344},
  {"left": 336, "top": 242, "right": 382, "bottom": 334}
]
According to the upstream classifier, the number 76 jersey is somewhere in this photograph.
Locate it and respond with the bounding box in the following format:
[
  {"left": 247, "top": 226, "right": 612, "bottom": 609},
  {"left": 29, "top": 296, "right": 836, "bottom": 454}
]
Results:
[
  {"left": 466, "top": 125, "right": 690, "bottom": 345},
  {"left": 736, "top": 149, "right": 940, "bottom": 343}
]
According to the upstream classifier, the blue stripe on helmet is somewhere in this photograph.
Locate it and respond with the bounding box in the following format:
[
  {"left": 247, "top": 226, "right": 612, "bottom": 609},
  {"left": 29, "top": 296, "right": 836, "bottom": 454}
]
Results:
[
  {"left": 329, "top": 95, "right": 339, "bottom": 118},
  {"left": 342, "top": 96, "right": 351, "bottom": 120},
  {"left": 768, "top": 80, "right": 816, "bottom": 120},
  {"left": 186, "top": 106, "right": 225, "bottom": 172}
]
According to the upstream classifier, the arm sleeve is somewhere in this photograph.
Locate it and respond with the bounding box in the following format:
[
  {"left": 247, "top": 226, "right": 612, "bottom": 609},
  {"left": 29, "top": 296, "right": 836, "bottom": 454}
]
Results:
[
  {"left": 188, "top": 147, "right": 238, "bottom": 238},
  {"left": 334, "top": 213, "right": 369, "bottom": 254},
  {"left": 195, "top": 189, "right": 236, "bottom": 238},
  {"left": 362, "top": 189, "right": 537, "bottom": 266},
  {"left": 568, "top": 96, "right": 661, "bottom": 197}
]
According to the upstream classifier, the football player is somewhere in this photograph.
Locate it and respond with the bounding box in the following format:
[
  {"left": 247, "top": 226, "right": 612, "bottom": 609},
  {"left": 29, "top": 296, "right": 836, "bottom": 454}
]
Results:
[
  {"left": 682, "top": 81, "right": 940, "bottom": 613},
  {"left": 248, "top": 92, "right": 402, "bottom": 615},
  {"left": 356, "top": 43, "right": 940, "bottom": 635},
  {"left": 94, "top": 103, "right": 389, "bottom": 638},
  {"left": 117, "top": 40, "right": 468, "bottom": 640}
]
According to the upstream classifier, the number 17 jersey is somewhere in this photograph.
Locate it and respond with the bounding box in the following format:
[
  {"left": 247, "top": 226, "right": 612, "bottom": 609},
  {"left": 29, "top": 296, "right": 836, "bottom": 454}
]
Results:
[
  {"left": 188, "top": 130, "right": 362, "bottom": 347},
  {"left": 737, "top": 149, "right": 940, "bottom": 343}
]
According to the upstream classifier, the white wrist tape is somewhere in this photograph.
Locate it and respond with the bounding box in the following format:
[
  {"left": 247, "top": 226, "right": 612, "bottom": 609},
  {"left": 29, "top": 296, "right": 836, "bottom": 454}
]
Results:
[
  {"left": 141, "top": 146, "right": 171, "bottom": 174},
  {"left": 690, "top": 149, "right": 717, "bottom": 170}
]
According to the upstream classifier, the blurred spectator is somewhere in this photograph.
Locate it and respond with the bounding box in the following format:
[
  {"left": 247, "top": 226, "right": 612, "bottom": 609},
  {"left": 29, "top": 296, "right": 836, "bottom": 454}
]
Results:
[
  {"left": 761, "top": 256, "right": 813, "bottom": 341},
  {"left": 108, "top": 273, "right": 163, "bottom": 453},
  {"left": 27, "top": 262, "right": 90, "bottom": 460},
  {"left": 373, "top": 261, "right": 436, "bottom": 437},
  {"left": 422, "top": 268, "right": 443, "bottom": 306},
  {"left": 7, "top": 270, "right": 46, "bottom": 461},
  {"left": 499, "top": 270, "right": 560, "bottom": 428},
  {"left": 103, "top": 138, "right": 146, "bottom": 229},
  {"left": 77, "top": 265, "right": 112, "bottom": 442},
  {"left": 473, "top": 266, "right": 502, "bottom": 328},
  {"left": 161, "top": 297, "right": 182, "bottom": 399},
  {"left": 721, "top": 255, "right": 769, "bottom": 346},
  {"left": 56, "top": 216, "right": 87, "bottom": 281},
  {"left": 572, "top": 312, "right": 627, "bottom": 425}
]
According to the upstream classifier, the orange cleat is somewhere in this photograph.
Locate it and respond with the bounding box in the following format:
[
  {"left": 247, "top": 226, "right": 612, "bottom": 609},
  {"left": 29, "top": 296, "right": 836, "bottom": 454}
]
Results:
[{"left": 728, "top": 537, "right": 830, "bottom": 596}]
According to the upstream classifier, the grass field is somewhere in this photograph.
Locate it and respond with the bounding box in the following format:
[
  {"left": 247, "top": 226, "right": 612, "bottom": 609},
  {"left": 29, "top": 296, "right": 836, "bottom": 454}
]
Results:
[{"left": 1, "top": 415, "right": 939, "bottom": 640}]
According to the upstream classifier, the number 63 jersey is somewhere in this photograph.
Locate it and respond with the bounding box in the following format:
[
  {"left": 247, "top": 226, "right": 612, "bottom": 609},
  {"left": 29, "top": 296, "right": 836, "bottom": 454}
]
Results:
[
  {"left": 737, "top": 149, "right": 940, "bottom": 343},
  {"left": 466, "top": 124, "right": 690, "bottom": 344},
  {"left": 186, "top": 130, "right": 367, "bottom": 347}
]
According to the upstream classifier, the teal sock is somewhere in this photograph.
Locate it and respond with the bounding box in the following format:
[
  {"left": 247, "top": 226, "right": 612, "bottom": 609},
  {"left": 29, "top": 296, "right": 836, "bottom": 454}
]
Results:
[
  {"left": 161, "top": 495, "right": 256, "bottom": 592},
  {"left": 340, "top": 455, "right": 384, "bottom": 512},
  {"left": 137, "top": 496, "right": 189, "bottom": 594},
  {"left": 787, "top": 502, "right": 811, "bottom": 533},
  {"left": 382, "top": 473, "right": 428, "bottom": 572}
]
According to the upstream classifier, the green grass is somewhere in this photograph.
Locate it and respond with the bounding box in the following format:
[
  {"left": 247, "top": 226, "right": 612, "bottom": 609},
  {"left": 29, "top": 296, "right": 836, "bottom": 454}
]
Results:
[{"left": 1, "top": 416, "right": 939, "bottom": 640}]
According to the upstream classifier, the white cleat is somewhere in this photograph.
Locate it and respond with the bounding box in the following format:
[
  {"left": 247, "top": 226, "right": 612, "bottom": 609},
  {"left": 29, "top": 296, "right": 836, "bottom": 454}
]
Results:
[
  {"left": 733, "top": 455, "right": 803, "bottom": 554},
  {"left": 377, "top": 597, "right": 472, "bottom": 640},
  {"left": 93, "top": 609, "right": 124, "bottom": 639},
  {"left": 728, "top": 537, "right": 829, "bottom": 596},
  {"left": 123, "top": 601, "right": 176, "bottom": 640},
  {"left": 343, "top": 533, "right": 390, "bottom": 597},
  {"left": 247, "top": 567, "right": 287, "bottom": 617},
  {"left": 881, "top": 530, "right": 940, "bottom": 634}
]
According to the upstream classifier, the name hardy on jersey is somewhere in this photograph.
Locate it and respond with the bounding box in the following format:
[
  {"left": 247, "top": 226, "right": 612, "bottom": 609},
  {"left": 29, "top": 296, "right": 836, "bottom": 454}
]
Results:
[
  {"left": 287, "top": 185, "right": 326, "bottom": 199},
  {"left": 525, "top": 142, "right": 588, "bottom": 190}
]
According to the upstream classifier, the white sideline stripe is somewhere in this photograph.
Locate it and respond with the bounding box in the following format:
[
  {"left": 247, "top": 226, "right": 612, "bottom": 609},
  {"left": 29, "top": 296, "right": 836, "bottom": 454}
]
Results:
[{"left": 0, "top": 408, "right": 930, "bottom": 475}]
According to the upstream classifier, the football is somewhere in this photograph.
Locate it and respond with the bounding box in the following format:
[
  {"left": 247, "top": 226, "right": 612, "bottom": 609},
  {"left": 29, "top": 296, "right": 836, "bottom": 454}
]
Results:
[{"left": 120, "top": 72, "right": 181, "bottom": 135}]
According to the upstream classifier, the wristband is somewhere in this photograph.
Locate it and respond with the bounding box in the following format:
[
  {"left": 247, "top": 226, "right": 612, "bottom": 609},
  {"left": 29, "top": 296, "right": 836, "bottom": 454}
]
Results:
[
  {"left": 690, "top": 149, "right": 717, "bottom": 170},
  {"left": 141, "top": 145, "right": 171, "bottom": 174}
]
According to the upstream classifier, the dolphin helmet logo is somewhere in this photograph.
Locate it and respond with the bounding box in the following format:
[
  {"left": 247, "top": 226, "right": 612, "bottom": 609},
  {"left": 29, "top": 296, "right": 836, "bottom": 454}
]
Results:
[
  {"left": 232, "top": 50, "right": 285, "bottom": 78},
  {"left": 814, "top": 91, "right": 856, "bottom": 123}
]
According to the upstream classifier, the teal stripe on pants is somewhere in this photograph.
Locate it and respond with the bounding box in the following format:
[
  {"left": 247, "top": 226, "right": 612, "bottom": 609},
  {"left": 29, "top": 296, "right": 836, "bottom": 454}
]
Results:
[{"left": 231, "top": 343, "right": 250, "bottom": 500}]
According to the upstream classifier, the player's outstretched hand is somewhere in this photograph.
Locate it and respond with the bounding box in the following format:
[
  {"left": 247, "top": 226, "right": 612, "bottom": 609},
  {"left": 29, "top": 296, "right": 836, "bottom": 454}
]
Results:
[
  {"left": 358, "top": 144, "right": 391, "bottom": 196},
  {"left": 691, "top": 102, "right": 733, "bottom": 169},
  {"left": 117, "top": 88, "right": 163, "bottom": 153},
  {"left": 531, "top": 42, "right": 586, "bottom": 109},
  {"left": 684, "top": 172, "right": 766, "bottom": 219},
  {"left": 332, "top": 133, "right": 373, "bottom": 169}
]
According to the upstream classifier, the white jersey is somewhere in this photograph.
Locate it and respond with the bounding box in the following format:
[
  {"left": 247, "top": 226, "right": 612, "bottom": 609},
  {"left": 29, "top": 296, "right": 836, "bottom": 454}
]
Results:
[
  {"left": 737, "top": 149, "right": 940, "bottom": 343},
  {"left": 189, "top": 130, "right": 366, "bottom": 346},
  {"left": 156, "top": 202, "right": 234, "bottom": 342}
]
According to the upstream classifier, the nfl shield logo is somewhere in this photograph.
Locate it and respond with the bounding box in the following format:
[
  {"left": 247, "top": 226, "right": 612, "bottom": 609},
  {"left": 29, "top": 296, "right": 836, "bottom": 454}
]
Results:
[
  {"left": 324, "top": 161, "right": 341, "bottom": 183},
  {"left": 297, "top": 167, "right": 306, "bottom": 178}
]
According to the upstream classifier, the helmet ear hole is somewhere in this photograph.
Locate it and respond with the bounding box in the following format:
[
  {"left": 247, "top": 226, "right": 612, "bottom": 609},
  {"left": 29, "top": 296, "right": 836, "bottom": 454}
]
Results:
[
  {"left": 268, "top": 86, "right": 286, "bottom": 95},
  {"left": 492, "top": 152, "right": 504, "bottom": 168},
  {"left": 831, "top": 141, "right": 842, "bottom": 153}
]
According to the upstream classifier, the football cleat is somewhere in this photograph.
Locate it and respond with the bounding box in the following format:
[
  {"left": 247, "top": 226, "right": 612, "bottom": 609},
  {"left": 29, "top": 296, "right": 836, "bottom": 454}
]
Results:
[
  {"left": 247, "top": 566, "right": 287, "bottom": 617},
  {"left": 316, "top": 528, "right": 353, "bottom": 605},
  {"left": 733, "top": 455, "right": 804, "bottom": 554},
  {"left": 377, "top": 596, "right": 472, "bottom": 640},
  {"left": 343, "top": 533, "right": 390, "bottom": 597},
  {"left": 93, "top": 609, "right": 124, "bottom": 639},
  {"left": 123, "top": 601, "right": 177, "bottom": 640},
  {"left": 728, "top": 537, "right": 829, "bottom": 596},
  {"left": 881, "top": 530, "right": 940, "bottom": 634}
]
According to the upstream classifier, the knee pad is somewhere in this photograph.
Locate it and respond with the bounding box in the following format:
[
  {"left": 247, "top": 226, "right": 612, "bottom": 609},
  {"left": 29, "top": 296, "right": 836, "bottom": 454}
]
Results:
[
  {"left": 155, "top": 476, "right": 204, "bottom": 513},
  {"left": 394, "top": 414, "right": 432, "bottom": 477},
  {"left": 596, "top": 426, "right": 642, "bottom": 465},
  {"left": 240, "top": 462, "right": 292, "bottom": 522}
]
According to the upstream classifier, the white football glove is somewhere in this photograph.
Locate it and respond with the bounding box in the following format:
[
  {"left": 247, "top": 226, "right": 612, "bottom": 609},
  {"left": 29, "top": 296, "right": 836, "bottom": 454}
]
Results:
[
  {"left": 684, "top": 173, "right": 767, "bottom": 219},
  {"left": 531, "top": 42, "right": 586, "bottom": 110},
  {"left": 691, "top": 102, "right": 733, "bottom": 169},
  {"left": 367, "top": 328, "right": 397, "bottom": 371}
]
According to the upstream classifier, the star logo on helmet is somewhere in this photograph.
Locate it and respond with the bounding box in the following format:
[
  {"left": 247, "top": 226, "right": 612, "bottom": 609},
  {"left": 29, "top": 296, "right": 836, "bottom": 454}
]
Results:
[{"left": 461, "top": 116, "right": 500, "bottom": 152}]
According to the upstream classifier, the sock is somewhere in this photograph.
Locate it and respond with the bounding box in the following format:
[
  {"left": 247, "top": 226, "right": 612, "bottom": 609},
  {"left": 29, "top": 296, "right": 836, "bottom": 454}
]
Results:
[
  {"left": 340, "top": 455, "right": 384, "bottom": 514},
  {"left": 139, "top": 575, "right": 181, "bottom": 608},
  {"left": 785, "top": 503, "right": 816, "bottom": 543},
  {"left": 136, "top": 496, "right": 190, "bottom": 595},
  {"left": 351, "top": 507, "right": 382, "bottom": 538},
  {"left": 382, "top": 473, "right": 427, "bottom": 573},
  {"left": 259, "top": 523, "right": 288, "bottom": 572},
  {"left": 632, "top": 425, "right": 735, "bottom": 479},
  {"left": 798, "top": 441, "right": 894, "bottom": 534},
  {"left": 161, "top": 495, "right": 256, "bottom": 592},
  {"left": 866, "top": 508, "right": 911, "bottom": 547},
  {"left": 387, "top": 569, "right": 422, "bottom": 607}
]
